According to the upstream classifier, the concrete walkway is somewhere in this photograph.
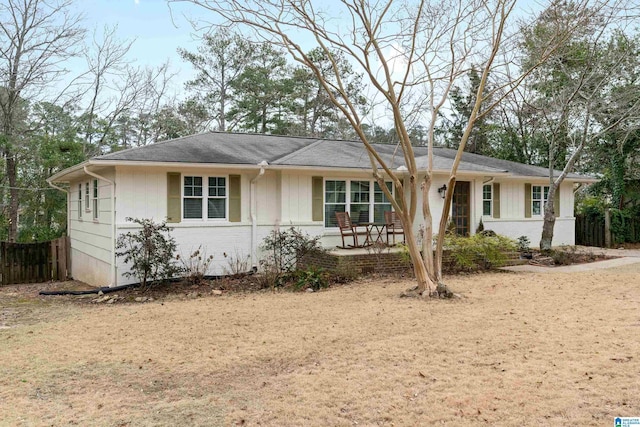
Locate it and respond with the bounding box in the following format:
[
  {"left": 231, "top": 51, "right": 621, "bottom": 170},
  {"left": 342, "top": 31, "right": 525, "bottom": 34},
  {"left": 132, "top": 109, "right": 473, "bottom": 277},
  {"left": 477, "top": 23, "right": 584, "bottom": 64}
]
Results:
[{"left": 500, "top": 246, "right": 640, "bottom": 274}]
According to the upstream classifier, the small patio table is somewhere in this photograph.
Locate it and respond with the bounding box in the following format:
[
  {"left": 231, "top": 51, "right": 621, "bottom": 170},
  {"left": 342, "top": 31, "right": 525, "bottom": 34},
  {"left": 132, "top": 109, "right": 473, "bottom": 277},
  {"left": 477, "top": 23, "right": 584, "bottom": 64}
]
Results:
[{"left": 357, "top": 223, "right": 387, "bottom": 246}]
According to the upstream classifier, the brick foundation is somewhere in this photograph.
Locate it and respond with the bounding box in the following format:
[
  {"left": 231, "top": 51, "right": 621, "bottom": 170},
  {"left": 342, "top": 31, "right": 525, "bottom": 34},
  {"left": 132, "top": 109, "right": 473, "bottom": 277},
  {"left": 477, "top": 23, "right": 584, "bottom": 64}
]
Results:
[
  {"left": 299, "top": 248, "right": 523, "bottom": 275},
  {"left": 299, "top": 248, "right": 411, "bottom": 275}
]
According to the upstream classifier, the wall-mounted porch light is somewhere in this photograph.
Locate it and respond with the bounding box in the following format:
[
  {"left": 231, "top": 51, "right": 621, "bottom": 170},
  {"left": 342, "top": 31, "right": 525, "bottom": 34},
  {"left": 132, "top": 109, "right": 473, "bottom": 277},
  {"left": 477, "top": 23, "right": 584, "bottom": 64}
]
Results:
[{"left": 437, "top": 184, "right": 447, "bottom": 199}]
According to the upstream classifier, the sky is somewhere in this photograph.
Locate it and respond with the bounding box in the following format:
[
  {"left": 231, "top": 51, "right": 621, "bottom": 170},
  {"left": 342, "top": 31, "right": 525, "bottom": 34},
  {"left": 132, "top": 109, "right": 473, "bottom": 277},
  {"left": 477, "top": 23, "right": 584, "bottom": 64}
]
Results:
[
  {"left": 65, "top": 0, "right": 549, "bottom": 123},
  {"left": 75, "top": 0, "right": 207, "bottom": 94}
]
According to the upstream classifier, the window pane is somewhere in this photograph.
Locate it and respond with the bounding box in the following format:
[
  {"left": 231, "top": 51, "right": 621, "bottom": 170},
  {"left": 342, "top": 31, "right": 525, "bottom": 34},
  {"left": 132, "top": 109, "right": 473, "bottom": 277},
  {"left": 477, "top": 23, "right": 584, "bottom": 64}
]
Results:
[
  {"left": 543, "top": 186, "right": 549, "bottom": 200},
  {"left": 374, "top": 182, "right": 392, "bottom": 203},
  {"left": 483, "top": 184, "right": 492, "bottom": 199},
  {"left": 184, "top": 198, "right": 202, "bottom": 219},
  {"left": 532, "top": 186, "right": 541, "bottom": 200},
  {"left": 208, "top": 198, "right": 225, "bottom": 218},
  {"left": 351, "top": 181, "right": 370, "bottom": 203},
  {"left": 208, "top": 177, "right": 226, "bottom": 197},
  {"left": 325, "top": 204, "right": 346, "bottom": 227},
  {"left": 532, "top": 201, "right": 541, "bottom": 216},
  {"left": 351, "top": 205, "right": 369, "bottom": 224},
  {"left": 325, "top": 180, "right": 346, "bottom": 205},
  {"left": 483, "top": 200, "right": 491, "bottom": 216},
  {"left": 185, "top": 176, "right": 203, "bottom": 197},
  {"left": 374, "top": 204, "right": 392, "bottom": 223}
]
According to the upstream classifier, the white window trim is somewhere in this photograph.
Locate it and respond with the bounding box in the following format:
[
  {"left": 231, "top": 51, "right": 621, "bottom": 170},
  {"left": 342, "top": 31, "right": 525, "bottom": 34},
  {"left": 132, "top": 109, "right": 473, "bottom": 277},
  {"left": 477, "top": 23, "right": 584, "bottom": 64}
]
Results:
[
  {"left": 482, "top": 184, "right": 492, "bottom": 217},
  {"left": 324, "top": 178, "right": 393, "bottom": 228},
  {"left": 531, "top": 185, "right": 550, "bottom": 217},
  {"left": 92, "top": 179, "right": 99, "bottom": 221},
  {"left": 182, "top": 175, "right": 229, "bottom": 221}
]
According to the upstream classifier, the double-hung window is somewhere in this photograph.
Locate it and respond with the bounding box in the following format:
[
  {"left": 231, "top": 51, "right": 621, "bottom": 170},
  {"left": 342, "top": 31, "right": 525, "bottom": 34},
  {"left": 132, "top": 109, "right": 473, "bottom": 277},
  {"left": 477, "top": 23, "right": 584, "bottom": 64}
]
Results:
[
  {"left": 350, "top": 181, "right": 370, "bottom": 223},
  {"left": 85, "top": 182, "right": 90, "bottom": 211},
  {"left": 482, "top": 184, "right": 492, "bottom": 216},
  {"left": 78, "top": 184, "right": 83, "bottom": 219},
  {"left": 531, "top": 185, "right": 549, "bottom": 216},
  {"left": 183, "top": 176, "right": 227, "bottom": 220},
  {"left": 92, "top": 179, "right": 99, "bottom": 220},
  {"left": 373, "top": 182, "right": 393, "bottom": 223},
  {"left": 324, "top": 180, "right": 346, "bottom": 228},
  {"left": 324, "top": 179, "right": 393, "bottom": 227},
  {"left": 207, "top": 177, "right": 226, "bottom": 219}
]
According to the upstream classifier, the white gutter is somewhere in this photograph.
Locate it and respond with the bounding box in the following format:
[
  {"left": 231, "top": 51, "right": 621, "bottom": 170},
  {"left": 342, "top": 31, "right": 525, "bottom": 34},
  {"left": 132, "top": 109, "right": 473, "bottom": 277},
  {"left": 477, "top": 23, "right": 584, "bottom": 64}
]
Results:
[
  {"left": 250, "top": 161, "right": 268, "bottom": 269},
  {"left": 84, "top": 159, "right": 513, "bottom": 176},
  {"left": 84, "top": 166, "right": 117, "bottom": 287}
]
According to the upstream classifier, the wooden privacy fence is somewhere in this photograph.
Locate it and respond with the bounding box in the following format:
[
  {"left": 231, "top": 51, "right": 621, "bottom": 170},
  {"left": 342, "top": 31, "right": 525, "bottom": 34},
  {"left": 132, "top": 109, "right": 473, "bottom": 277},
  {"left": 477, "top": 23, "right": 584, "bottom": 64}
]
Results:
[
  {"left": 576, "top": 213, "right": 640, "bottom": 248},
  {"left": 575, "top": 214, "right": 605, "bottom": 247},
  {"left": 1, "top": 236, "right": 70, "bottom": 286}
]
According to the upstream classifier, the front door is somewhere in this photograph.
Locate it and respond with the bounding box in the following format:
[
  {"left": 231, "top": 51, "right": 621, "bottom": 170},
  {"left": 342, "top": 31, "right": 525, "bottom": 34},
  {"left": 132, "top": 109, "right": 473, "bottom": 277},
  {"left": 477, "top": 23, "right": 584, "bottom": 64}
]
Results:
[{"left": 452, "top": 181, "right": 471, "bottom": 236}]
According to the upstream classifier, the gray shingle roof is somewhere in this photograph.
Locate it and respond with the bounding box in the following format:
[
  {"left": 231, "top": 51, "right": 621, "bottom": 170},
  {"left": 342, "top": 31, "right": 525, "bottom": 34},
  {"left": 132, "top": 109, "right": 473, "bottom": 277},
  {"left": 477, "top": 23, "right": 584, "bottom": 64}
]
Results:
[
  {"left": 93, "top": 131, "right": 589, "bottom": 179},
  {"left": 96, "top": 133, "right": 314, "bottom": 164}
]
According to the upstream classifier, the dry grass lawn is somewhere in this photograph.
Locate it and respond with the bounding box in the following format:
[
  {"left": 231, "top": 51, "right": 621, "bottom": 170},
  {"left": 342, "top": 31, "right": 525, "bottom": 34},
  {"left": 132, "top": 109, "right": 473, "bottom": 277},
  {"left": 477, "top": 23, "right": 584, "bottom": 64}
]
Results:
[{"left": 1, "top": 264, "right": 640, "bottom": 426}]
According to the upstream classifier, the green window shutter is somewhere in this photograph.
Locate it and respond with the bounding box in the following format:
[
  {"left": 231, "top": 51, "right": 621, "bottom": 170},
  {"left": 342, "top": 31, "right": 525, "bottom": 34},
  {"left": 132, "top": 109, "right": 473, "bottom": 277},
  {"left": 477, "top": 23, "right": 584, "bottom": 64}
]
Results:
[
  {"left": 167, "top": 172, "right": 181, "bottom": 223},
  {"left": 524, "top": 183, "right": 532, "bottom": 218},
  {"left": 554, "top": 186, "right": 560, "bottom": 218},
  {"left": 493, "top": 183, "right": 501, "bottom": 219},
  {"left": 312, "top": 176, "right": 323, "bottom": 222},
  {"left": 229, "top": 175, "right": 241, "bottom": 222}
]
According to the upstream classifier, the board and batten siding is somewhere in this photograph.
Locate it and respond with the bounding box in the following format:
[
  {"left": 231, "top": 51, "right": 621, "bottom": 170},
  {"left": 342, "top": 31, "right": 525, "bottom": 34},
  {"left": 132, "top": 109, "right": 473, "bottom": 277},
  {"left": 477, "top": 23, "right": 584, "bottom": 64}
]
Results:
[
  {"left": 113, "top": 166, "right": 286, "bottom": 285},
  {"left": 68, "top": 169, "right": 114, "bottom": 287},
  {"left": 280, "top": 171, "right": 315, "bottom": 224},
  {"left": 482, "top": 180, "right": 576, "bottom": 245}
]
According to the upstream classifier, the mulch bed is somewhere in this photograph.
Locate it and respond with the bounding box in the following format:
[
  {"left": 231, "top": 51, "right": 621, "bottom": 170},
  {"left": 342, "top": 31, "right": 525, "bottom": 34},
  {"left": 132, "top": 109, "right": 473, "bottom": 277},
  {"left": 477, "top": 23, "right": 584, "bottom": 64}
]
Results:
[
  {"left": 1, "top": 246, "right": 625, "bottom": 304},
  {"left": 526, "top": 249, "right": 616, "bottom": 267}
]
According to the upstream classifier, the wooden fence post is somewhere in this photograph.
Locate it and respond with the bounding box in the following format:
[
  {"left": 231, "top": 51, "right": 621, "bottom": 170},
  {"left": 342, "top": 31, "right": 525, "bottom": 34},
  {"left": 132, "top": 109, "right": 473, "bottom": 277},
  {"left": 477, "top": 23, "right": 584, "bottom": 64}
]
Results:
[{"left": 604, "top": 208, "right": 611, "bottom": 248}]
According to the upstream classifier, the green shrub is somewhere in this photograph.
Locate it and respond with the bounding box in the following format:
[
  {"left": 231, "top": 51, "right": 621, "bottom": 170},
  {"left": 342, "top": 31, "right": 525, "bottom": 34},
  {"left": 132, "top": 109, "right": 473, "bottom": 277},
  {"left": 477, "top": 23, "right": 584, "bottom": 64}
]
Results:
[
  {"left": 516, "top": 235, "right": 531, "bottom": 253},
  {"left": 443, "top": 233, "right": 517, "bottom": 271},
  {"left": 293, "top": 267, "right": 329, "bottom": 291},
  {"left": 116, "top": 217, "right": 183, "bottom": 290},
  {"left": 258, "top": 227, "right": 326, "bottom": 288}
]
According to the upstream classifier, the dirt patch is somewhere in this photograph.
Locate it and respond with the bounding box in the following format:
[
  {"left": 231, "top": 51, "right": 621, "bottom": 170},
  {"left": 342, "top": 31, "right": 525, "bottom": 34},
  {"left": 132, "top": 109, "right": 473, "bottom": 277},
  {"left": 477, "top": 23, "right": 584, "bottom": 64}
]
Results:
[
  {"left": 2, "top": 263, "right": 640, "bottom": 426},
  {"left": 527, "top": 248, "right": 615, "bottom": 267}
]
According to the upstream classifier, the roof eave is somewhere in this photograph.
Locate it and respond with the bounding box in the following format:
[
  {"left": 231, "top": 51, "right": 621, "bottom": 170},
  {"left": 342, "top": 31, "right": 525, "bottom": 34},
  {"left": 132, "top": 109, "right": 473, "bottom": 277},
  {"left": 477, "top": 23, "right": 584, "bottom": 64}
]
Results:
[
  {"left": 504, "top": 175, "right": 599, "bottom": 183},
  {"left": 47, "top": 161, "right": 90, "bottom": 183}
]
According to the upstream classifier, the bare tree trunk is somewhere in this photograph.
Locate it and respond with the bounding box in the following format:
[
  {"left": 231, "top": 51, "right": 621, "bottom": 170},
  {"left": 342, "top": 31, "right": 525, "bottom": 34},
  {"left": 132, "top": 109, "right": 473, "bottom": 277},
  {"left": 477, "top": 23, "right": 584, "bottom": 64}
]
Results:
[
  {"left": 540, "top": 192, "right": 556, "bottom": 252},
  {"left": 421, "top": 175, "right": 435, "bottom": 282},
  {"left": 402, "top": 210, "right": 435, "bottom": 295},
  {"left": 6, "top": 152, "right": 19, "bottom": 242},
  {"left": 434, "top": 176, "right": 456, "bottom": 284}
]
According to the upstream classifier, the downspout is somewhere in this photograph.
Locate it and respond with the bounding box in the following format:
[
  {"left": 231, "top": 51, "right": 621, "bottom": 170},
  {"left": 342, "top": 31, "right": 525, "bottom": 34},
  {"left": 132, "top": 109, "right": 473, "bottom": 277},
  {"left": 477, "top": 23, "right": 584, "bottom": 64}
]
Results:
[
  {"left": 250, "top": 161, "right": 268, "bottom": 270},
  {"left": 573, "top": 183, "right": 583, "bottom": 194},
  {"left": 84, "top": 166, "right": 117, "bottom": 287}
]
